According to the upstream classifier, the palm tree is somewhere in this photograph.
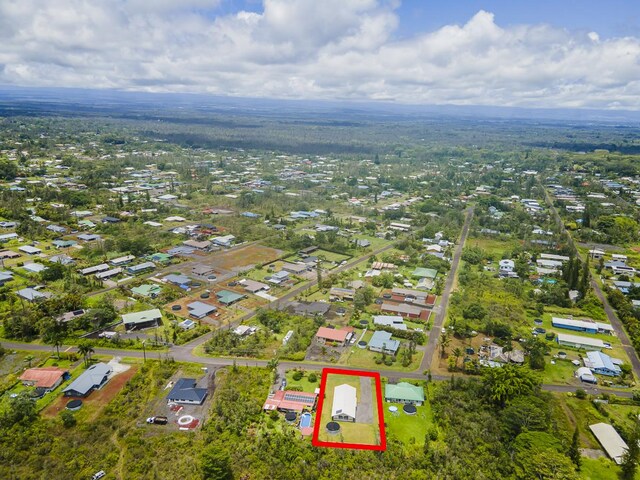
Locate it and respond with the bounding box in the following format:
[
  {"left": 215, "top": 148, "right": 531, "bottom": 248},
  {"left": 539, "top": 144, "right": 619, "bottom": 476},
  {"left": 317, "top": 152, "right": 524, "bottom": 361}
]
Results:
[
  {"left": 24, "top": 354, "right": 35, "bottom": 368},
  {"left": 439, "top": 331, "right": 451, "bottom": 358},
  {"left": 452, "top": 347, "right": 463, "bottom": 369},
  {"left": 77, "top": 341, "right": 94, "bottom": 367}
]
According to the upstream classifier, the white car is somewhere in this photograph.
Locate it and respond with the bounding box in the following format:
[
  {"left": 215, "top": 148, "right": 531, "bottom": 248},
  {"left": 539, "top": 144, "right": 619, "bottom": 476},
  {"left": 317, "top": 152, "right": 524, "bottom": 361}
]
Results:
[{"left": 91, "top": 471, "right": 106, "bottom": 480}]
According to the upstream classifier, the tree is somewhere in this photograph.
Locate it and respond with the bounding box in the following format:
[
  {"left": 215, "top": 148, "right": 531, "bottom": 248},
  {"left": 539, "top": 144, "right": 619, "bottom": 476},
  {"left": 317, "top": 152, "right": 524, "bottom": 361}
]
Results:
[
  {"left": 568, "top": 426, "right": 581, "bottom": 471},
  {"left": 621, "top": 421, "right": 640, "bottom": 480},
  {"left": 482, "top": 364, "right": 541, "bottom": 406},
  {"left": 24, "top": 354, "right": 35, "bottom": 368},
  {"left": 200, "top": 444, "right": 233, "bottom": 480},
  {"left": 439, "top": 331, "right": 451, "bottom": 358},
  {"left": 0, "top": 158, "right": 18, "bottom": 180},
  {"left": 77, "top": 341, "right": 95, "bottom": 367},
  {"left": 353, "top": 286, "right": 375, "bottom": 309},
  {"left": 60, "top": 410, "right": 77, "bottom": 428},
  {"left": 0, "top": 392, "right": 37, "bottom": 428},
  {"left": 452, "top": 347, "right": 463, "bottom": 369}
]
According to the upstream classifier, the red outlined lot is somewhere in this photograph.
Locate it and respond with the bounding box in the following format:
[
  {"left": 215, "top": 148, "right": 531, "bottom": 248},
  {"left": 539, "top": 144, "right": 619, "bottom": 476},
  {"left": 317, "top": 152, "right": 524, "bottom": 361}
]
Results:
[{"left": 311, "top": 367, "right": 387, "bottom": 451}]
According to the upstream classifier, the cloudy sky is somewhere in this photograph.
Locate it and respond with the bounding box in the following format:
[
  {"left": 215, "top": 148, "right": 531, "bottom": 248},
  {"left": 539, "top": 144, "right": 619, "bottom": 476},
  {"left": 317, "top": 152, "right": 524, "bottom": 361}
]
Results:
[{"left": 1, "top": 0, "right": 640, "bottom": 109}]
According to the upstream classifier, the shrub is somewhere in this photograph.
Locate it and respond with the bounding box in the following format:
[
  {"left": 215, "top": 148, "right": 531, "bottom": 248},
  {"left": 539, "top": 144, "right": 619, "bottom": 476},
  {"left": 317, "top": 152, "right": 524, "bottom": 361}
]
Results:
[
  {"left": 308, "top": 373, "right": 317, "bottom": 383},
  {"left": 575, "top": 389, "right": 587, "bottom": 399},
  {"left": 292, "top": 371, "right": 303, "bottom": 381},
  {"left": 60, "top": 411, "right": 76, "bottom": 428}
]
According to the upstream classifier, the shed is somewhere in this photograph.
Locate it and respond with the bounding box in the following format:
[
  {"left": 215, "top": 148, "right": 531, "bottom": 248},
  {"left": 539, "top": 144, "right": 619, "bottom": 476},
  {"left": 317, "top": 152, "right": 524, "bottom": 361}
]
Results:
[{"left": 589, "top": 423, "right": 628, "bottom": 465}]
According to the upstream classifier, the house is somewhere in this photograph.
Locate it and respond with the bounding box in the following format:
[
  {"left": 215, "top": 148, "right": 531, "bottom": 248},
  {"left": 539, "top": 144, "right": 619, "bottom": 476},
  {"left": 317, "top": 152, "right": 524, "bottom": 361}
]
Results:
[
  {"left": 216, "top": 290, "right": 245, "bottom": 305},
  {"left": 263, "top": 390, "right": 318, "bottom": 412},
  {"left": 126, "top": 262, "right": 156, "bottom": 275},
  {"left": 368, "top": 331, "right": 400, "bottom": 355},
  {"left": 19, "top": 245, "right": 42, "bottom": 255},
  {"left": 80, "top": 263, "right": 110, "bottom": 275},
  {"left": 499, "top": 259, "right": 515, "bottom": 273},
  {"left": 411, "top": 267, "right": 438, "bottom": 280},
  {"left": 16, "top": 287, "right": 50, "bottom": 302},
  {"left": 47, "top": 224, "right": 67, "bottom": 234},
  {"left": 268, "top": 270, "right": 291, "bottom": 285},
  {"left": 380, "top": 302, "right": 431, "bottom": 321},
  {"left": 294, "top": 301, "right": 331, "bottom": 317},
  {"left": 212, "top": 235, "right": 235, "bottom": 247},
  {"left": 20, "top": 367, "right": 69, "bottom": 392},
  {"left": 589, "top": 423, "right": 627, "bottom": 465},
  {"left": 371, "top": 262, "right": 397, "bottom": 270},
  {"left": 166, "top": 378, "right": 208, "bottom": 405},
  {"left": 131, "top": 284, "right": 162, "bottom": 298},
  {"left": 589, "top": 249, "right": 606, "bottom": 259},
  {"left": 95, "top": 267, "right": 122, "bottom": 280},
  {"left": 390, "top": 288, "right": 436, "bottom": 307},
  {"left": 329, "top": 287, "right": 355, "bottom": 301},
  {"left": 63, "top": 363, "right": 112, "bottom": 397},
  {"left": 331, "top": 384, "right": 357, "bottom": 422},
  {"left": 355, "top": 239, "right": 370, "bottom": 248},
  {"left": 551, "top": 317, "right": 614, "bottom": 335},
  {"left": 233, "top": 325, "right": 257, "bottom": 336},
  {"left": 0, "top": 233, "right": 19, "bottom": 242},
  {"left": 56, "top": 309, "right": 86, "bottom": 323},
  {"left": 373, "top": 315, "right": 407, "bottom": 330},
  {"left": 0, "top": 250, "right": 20, "bottom": 259},
  {"left": 147, "top": 252, "right": 173, "bottom": 263},
  {"left": 122, "top": 308, "right": 162, "bottom": 330},
  {"left": 183, "top": 239, "right": 211, "bottom": 250},
  {"left": 556, "top": 333, "right": 605, "bottom": 350},
  {"left": 50, "top": 254, "right": 75, "bottom": 265},
  {"left": 315, "top": 326, "right": 354, "bottom": 346},
  {"left": 102, "top": 216, "right": 120, "bottom": 224},
  {"left": 299, "top": 246, "right": 319, "bottom": 256},
  {"left": 110, "top": 255, "right": 135, "bottom": 266},
  {"left": 575, "top": 366, "right": 597, "bottom": 384},
  {"left": 280, "top": 263, "right": 308, "bottom": 275},
  {"left": 23, "top": 262, "right": 47, "bottom": 274},
  {"left": 77, "top": 233, "right": 101, "bottom": 242},
  {"left": 239, "top": 279, "right": 269, "bottom": 293},
  {"left": 192, "top": 264, "right": 216, "bottom": 277},
  {"left": 179, "top": 319, "right": 196, "bottom": 330},
  {"left": 187, "top": 301, "right": 217, "bottom": 319},
  {"left": 164, "top": 273, "right": 191, "bottom": 286},
  {"left": 385, "top": 382, "right": 425, "bottom": 406},
  {"left": 0, "top": 270, "right": 13, "bottom": 286},
  {"left": 585, "top": 351, "right": 622, "bottom": 377}
]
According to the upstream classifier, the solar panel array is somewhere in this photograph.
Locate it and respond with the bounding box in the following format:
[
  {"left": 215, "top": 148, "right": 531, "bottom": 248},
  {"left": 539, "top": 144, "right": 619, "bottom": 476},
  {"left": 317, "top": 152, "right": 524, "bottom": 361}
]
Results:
[{"left": 284, "top": 392, "right": 315, "bottom": 404}]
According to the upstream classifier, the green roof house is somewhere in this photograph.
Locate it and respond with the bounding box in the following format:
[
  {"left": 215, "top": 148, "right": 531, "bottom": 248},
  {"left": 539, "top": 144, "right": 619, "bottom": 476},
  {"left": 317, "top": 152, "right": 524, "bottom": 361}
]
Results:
[
  {"left": 131, "top": 284, "right": 162, "bottom": 298},
  {"left": 385, "top": 382, "right": 425, "bottom": 406},
  {"left": 216, "top": 290, "right": 245, "bottom": 305},
  {"left": 122, "top": 308, "right": 162, "bottom": 331},
  {"left": 411, "top": 267, "right": 438, "bottom": 279}
]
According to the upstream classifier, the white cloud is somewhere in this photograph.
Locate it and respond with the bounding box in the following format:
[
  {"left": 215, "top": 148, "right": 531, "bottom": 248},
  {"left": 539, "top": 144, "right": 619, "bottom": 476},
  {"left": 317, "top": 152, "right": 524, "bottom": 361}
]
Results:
[{"left": 0, "top": 1, "right": 639, "bottom": 109}]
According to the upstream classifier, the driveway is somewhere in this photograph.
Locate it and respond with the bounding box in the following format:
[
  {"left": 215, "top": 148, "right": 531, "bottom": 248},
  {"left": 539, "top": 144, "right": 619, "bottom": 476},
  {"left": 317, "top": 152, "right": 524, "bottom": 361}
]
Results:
[{"left": 356, "top": 376, "right": 373, "bottom": 424}]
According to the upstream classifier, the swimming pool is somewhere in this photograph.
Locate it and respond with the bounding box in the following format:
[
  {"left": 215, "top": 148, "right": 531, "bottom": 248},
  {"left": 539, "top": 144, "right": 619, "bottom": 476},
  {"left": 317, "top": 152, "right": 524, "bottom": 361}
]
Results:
[{"left": 300, "top": 412, "right": 312, "bottom": 428}]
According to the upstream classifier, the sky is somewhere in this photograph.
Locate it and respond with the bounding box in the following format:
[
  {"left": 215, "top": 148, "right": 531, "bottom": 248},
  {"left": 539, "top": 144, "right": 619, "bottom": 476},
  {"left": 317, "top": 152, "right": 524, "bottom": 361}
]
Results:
[{"left": 1, "top": 0, "right": 640, "bottom": 110}]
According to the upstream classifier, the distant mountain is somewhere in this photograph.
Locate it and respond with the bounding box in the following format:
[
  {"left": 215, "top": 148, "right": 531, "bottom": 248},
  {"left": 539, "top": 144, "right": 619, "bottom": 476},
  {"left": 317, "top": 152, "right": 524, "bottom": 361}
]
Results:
[{"left": 1, "top": 85, "right": 639, "bottom": 125}]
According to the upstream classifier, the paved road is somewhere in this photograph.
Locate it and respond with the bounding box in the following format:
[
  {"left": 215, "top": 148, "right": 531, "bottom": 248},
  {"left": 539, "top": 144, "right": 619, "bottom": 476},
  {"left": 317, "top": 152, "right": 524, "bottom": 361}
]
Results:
[
  {"left": 542, "top": 183, "right": 640, "bottom": 380},
  {"left": 420, "top": 206, "right": 474, "bottom": 372}
]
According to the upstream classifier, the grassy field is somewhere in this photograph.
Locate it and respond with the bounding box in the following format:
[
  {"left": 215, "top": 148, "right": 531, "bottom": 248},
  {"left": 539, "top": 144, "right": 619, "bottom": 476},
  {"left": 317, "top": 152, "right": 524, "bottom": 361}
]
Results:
[{"left": 285, "top": 369, "right": 321, "bottom": 393}]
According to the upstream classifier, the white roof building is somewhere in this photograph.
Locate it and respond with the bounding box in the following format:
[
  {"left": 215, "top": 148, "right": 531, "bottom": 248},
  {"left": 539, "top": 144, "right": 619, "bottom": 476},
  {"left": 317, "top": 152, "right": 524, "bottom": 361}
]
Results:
[
  {"left": 331, "top": 384, "right": 357, "bottom": 421},
  {"left": 589, "top": 423, "right": 628, "bottom": 465}
]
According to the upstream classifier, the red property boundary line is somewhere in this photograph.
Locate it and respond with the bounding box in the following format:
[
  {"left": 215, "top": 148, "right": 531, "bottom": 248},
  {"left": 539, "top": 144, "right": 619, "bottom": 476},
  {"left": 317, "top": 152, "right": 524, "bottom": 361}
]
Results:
[{"left": 311, "top": 367, "right": 387, "bottom": 451}]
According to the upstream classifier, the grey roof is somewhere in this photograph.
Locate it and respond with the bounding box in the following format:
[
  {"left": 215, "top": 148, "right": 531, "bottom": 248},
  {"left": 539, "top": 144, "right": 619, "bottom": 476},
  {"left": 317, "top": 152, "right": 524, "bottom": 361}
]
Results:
[
  {"left": 187, "top": 301, "right": 217, "bottom": 318},
  {"left": 17, "top": 287, "right": 49, "bottom": 301},
  {"left": 368, "top": 330, "right": 400, "bottom": 352},
  {"left": 63, "top": 363, "right": 112, "bottom": 396},
  {"left": 167, "top": 378, "right": 208, "bottom": 404},
  {"left": 164, "top": 273, "right": 191, "bottom": 285}
]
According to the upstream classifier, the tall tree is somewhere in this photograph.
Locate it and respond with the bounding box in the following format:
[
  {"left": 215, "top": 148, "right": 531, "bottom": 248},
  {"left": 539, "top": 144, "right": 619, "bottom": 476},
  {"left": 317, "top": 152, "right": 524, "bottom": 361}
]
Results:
[
  {"left": 621, "top": 421, "right": 640, "bottom": 480},
  {"left": 568, "top": 426, "right": 581, "bottom": 471}
]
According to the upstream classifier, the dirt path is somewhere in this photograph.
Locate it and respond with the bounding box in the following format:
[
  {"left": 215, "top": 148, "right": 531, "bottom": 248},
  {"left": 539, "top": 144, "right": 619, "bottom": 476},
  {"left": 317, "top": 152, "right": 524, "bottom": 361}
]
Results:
[{"left": 356, "top": 376, "right": 373, "bottom": 424}]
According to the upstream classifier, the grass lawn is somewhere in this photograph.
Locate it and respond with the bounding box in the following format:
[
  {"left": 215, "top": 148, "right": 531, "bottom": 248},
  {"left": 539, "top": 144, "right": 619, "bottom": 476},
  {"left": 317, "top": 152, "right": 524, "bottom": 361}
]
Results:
[
  {"left": 580, "top": 457, "right": 622, "bottom": 480},
  {"left": 316, "top": 373, "right": 382, "bottom": 446},
  {"left": 541, "top": 355, "right": 582, "bottom": 385},
  {"left": 382, "top": 380, "right": 432, "bottom": 447},
  {"left": 337, "top": 331, "right": 424, "bottom": 372},
  {"left": 285, "top": 369, "right": 321, "bottom": 393}
]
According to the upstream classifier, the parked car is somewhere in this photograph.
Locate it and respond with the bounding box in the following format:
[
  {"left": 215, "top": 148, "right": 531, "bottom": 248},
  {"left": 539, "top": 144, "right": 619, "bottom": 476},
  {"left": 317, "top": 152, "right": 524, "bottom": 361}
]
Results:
[
  {"left": 91, "top": 471, "right": 106, "bottom": 480},
  {"left": 146, "top": 416, "right": 168, "bottom": 425}
]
